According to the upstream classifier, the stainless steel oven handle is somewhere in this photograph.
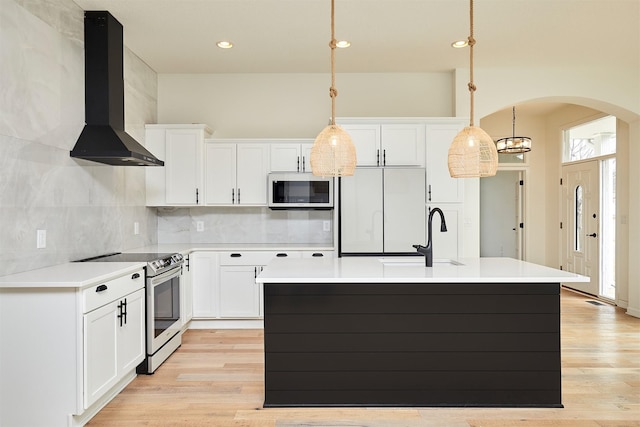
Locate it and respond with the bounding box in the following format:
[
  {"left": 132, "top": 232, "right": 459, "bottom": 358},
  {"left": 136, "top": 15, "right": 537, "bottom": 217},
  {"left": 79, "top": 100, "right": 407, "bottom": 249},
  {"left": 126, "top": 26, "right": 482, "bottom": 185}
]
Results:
[{"left": 148, "top": 266, "right": 182, "bottom": 287}]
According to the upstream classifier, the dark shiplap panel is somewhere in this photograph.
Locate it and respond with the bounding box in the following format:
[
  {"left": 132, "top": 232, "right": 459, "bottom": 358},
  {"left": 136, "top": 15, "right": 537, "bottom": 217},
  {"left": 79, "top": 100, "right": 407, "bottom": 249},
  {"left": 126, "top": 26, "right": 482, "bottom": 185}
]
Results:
[{"left": 263, "top": 282, "right": 562, "bottom": 407}]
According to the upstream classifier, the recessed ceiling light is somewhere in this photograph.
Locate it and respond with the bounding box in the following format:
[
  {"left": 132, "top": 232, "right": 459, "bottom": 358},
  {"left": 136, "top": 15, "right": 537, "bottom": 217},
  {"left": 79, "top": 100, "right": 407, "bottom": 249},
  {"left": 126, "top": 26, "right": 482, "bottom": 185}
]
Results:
[
  {"left": 451, "top": 40, "right": 468, "bottom": 48},
  {"left": 216, "top": 41, "right": 233, "bottom": 49},
  {"left": 336, "top": 40, "right": 351, "bottom": 48}
]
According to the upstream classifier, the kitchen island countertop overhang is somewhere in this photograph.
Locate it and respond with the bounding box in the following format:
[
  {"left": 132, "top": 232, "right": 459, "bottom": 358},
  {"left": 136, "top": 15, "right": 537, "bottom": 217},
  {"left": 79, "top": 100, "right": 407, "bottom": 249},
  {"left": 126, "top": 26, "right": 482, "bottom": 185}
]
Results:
[{"left": 255, "top": 256, "right": 591, "bottom": 284}]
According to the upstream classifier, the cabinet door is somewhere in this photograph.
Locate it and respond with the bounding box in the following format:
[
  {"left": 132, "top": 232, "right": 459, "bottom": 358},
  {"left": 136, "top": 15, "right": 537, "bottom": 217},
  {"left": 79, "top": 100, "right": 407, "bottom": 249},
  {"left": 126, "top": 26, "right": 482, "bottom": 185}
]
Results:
[
  {"left": 190, "top": 252, "right": 219, "bottom": 318},
  {"left": 270, "top": 144, "right": 301, "bottom": 172},
  {"left": 117, "top": 288, "right": 145, "bottom": 375},
  {"left": 381, "top": 124, "right": 425, "bottom": 166},
  {"left": 84, "top": 302, "right": 118, "bottom": 409},
  {"left": 384, "top": 168, "right": 426, "bottom": 252},
  {"left": 219, "top": 266, "right": 261, "bottom": 318},
  {"left": 145, "top": 127, "right": 167, "bottom": 206},
  {"left": 204, "top": 143, "right": 237, "bottom": 205},
  {"left": 340, "top": 168, "right": 384, "bottom": 252},
  {"left": 426, "top": 123, "right": 465, "bottom": 203},
  {"left": 165, "top": 129, "right": 203, "bottom": 205},
  {"left": 341, "top": 124, "right": 381, "bottom": 166},
  {"left": 236, "top": 144, "right": 269, "bottom": 205},
  {"left": 427, "top": 204, "right": 462, "bottom": 260},
  {"left": 181, "top": 258, "right": 193, "bottom": 326},
  {"left": 301, "top": 142, "right": 313, "bottom": 173}
]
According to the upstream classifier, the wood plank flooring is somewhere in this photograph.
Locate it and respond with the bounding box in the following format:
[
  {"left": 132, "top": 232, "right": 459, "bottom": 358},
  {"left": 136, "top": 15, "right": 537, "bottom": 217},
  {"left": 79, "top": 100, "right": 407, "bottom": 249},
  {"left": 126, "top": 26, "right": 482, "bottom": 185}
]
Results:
[{"left": 87, "top": 289, "right": 640, "bottom": 427}]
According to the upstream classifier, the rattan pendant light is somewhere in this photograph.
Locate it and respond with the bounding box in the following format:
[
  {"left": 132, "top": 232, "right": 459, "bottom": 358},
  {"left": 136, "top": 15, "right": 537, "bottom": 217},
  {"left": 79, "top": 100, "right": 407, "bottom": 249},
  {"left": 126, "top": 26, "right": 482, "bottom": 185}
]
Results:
[
  {"left": 310, "top": 0, "right": 356, "bottom": 177},
  {"left": 447, "top": 0, "right": 498, "bottom": 178}
]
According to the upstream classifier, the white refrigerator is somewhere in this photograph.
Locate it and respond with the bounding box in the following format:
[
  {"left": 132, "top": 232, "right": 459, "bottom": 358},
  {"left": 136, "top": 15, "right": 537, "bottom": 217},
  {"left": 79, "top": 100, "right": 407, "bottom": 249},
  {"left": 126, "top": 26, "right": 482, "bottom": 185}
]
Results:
[{"left": 340, "top": 168, "right": 426, "bottom": 254}]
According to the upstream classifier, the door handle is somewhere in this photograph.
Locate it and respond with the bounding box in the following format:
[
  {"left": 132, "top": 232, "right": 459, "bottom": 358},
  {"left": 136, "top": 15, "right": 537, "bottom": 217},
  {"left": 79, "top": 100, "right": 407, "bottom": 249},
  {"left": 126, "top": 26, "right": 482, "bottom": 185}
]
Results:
[{"left": 587, "top": 233, "right": 597, "bottom": 238}]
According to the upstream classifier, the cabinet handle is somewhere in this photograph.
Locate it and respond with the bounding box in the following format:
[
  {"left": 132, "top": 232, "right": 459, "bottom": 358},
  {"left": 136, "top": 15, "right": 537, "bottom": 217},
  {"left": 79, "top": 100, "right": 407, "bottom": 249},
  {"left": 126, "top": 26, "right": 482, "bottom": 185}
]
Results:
[
  {"left": 237, "top": 188, "right": 240, "bottom": 204},
  {"left": 302, "top": 156, "right": 306, "bottom": 172},
  {"left": 376, "top": 149, "right": 380, "bottom": 166},
  {"left": 123, "top": 298, "right": 127, "bottom": 325},
  {"left": 254, "top": 266, "right": 258, "bottom": 278},
  {"left": 131, "top": 273, "right": 140, "bottom": 280},
  {"left": 276, "top": 253, "right": 288, "bottom": 257},
  {"left": 230, "top": 253, "right": 242, "bottom": 258},
  {"left": 383, "top": 149, "right": 386, "bottom": 166},
  {"left": 312, "top": 252, "right": 324, "bottom": 257},
  {"left": 428, "top": 184, "right": 432, "bottom": 202},
  {"left": 95, "top": 284, "right": 108, "bottom": 292},
  {"left": 231, "top": 188, "right": 235, "bottom": 203},
  {"left": 297, "top": 156, "right": 300, "bottom": 172},
  {"left": 117, "top": 301, "right": 123, "bottom": 327},
  {"left": 196, "top": 188, "right": 199, "bottom": 204}
]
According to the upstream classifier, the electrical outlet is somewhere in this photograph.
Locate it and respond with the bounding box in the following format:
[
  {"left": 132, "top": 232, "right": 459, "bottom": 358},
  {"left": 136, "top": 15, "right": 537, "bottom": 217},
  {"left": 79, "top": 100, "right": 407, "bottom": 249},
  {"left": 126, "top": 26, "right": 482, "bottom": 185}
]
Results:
[
  {"left": 36, "top": 229, "right": 46, "bottom": 249},
  {"left": 134, "top": 222, "right": 140, "bottom": 235},
  {"left": 196, "top": 221, "right": 205, "bottom": 232},
  {"left": 323, "top": 221, "right": 331, "bottom": 232}
]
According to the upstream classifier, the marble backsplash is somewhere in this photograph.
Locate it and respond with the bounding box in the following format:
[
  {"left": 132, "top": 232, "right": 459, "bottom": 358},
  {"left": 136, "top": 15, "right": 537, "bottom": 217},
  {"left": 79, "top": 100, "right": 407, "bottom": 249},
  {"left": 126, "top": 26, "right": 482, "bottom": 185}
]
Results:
[
  {"left": 0, "top": 0, "right": 159, "bottom": 277},
  {"left": 157, "top": 207, "right": 334, "bottom": 245}
]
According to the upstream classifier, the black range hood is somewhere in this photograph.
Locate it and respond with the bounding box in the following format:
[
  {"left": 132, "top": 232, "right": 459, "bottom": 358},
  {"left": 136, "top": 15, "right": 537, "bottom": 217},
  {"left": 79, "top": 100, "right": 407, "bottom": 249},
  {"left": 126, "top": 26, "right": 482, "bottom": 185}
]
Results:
[{"left": 71, "top": 11, "right": 163, "bottom": 166}]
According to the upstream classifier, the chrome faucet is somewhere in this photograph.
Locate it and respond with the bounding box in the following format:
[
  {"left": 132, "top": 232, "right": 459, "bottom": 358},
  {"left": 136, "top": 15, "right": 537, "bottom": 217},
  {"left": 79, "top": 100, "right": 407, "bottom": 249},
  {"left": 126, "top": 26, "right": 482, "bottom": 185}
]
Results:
[{"left": 413, "top": 207, "right": 447, "bottom": 267}]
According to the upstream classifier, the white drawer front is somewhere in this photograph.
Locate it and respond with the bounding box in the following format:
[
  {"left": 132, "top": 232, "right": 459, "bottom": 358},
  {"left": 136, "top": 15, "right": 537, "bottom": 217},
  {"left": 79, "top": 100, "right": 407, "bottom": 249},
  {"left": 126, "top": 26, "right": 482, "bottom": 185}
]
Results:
[
  {"left": 218, "top": 251, "right": 301, "bottom": 266},
  {"left": 82, "top": 269, "right": 145, "bottom": 313}
]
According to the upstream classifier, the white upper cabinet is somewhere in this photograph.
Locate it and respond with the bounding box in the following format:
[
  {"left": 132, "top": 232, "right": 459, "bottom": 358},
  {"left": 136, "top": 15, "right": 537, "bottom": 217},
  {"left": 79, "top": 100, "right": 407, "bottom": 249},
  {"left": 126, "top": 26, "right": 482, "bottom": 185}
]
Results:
[
  {"left": 204, "top": 141, "right": 269, "bottom": 206},
  {"left": 425, "top": 121, "right": 466, "bottom": 203},
  {"left": 270, "top": 140, "right": 314, "bottom": 173},
  {"left": 145, "top": 124, "right": 213, "bottom": 206},
  {"left": 338, "top": 122, "right": 425, "bottom": 167}
]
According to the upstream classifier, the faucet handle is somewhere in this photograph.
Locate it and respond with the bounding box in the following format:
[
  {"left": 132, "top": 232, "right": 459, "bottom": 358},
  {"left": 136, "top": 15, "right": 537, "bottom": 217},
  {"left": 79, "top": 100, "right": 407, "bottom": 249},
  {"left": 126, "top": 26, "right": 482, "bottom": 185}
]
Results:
[{"left": 412, "top": 244, "right": 424, "bottom": 250}]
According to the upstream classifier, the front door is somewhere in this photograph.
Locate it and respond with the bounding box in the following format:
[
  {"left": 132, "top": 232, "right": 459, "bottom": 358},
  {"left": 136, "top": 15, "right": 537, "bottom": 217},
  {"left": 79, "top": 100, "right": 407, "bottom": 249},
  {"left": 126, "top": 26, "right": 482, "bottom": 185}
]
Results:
[{"left": 561, "top": 160, "right": 599, "bottom": 295}]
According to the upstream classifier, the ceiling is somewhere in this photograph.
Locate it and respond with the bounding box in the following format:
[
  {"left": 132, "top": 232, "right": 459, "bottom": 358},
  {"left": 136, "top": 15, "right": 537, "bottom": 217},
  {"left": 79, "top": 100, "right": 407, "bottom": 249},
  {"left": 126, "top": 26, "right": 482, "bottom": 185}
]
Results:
[{"left": 72, "top": 0, "right": 639, "bottom": 76}]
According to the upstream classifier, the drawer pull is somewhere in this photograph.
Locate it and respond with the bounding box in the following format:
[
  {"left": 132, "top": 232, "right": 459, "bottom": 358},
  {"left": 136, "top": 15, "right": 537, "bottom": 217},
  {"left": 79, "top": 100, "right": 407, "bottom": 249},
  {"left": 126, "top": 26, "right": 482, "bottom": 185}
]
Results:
[
  {"left": 95, "top": 284, "right": 108, "bottom": 292},
  {"left": 312, "top": 253, "right": 324, "bottom": 257},
  {"left": 276, "top": 253, "right": 288, "bottom": 257},
  {"left": 131, "top": 273, "right": 140, "bottom": 280},
  {"left": 230, "top": 253, "right": 242, "bottom": 258}
]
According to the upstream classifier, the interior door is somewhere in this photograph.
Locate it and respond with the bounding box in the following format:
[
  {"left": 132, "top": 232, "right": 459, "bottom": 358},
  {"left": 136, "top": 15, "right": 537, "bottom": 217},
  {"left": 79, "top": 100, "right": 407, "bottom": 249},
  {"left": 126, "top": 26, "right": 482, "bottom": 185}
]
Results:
[
  {"left": 480, "top": 171, "right": 522, "bottom": 258},
  {"left": 562, "top": 161, "right": 599, "bottom": 295}
]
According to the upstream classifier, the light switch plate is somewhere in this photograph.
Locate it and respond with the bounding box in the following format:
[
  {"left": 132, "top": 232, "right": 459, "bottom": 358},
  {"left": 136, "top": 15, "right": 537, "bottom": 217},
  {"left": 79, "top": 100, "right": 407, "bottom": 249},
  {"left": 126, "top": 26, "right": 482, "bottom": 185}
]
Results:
[
  {"left": 323, "top": 221, "right": 331, "bottom": 232},
  {"left": 196, "top": 221, "right": 205, "bottom": 232},
  {"left": 134, "top": 222, "right": 140, "bottom": 235},
  {"left": 36, "top": 229, "right": 46, "bottom": 249}
]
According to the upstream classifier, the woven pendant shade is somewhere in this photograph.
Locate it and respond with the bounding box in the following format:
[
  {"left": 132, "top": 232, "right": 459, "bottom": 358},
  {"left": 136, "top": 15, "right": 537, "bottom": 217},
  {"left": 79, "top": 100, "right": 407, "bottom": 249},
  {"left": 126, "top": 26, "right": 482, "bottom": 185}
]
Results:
[
  {"left": 447, "top": 0, "right": 498, "bottom": 178},
  {"left": 448, "top": 126, "right": 498, "bottom": 178},
  {"left": 310, "top": 124, "right": 356, "bottom": 177},
  {"left": 310, "top": 0, "right": 356, "bottom": 177}
]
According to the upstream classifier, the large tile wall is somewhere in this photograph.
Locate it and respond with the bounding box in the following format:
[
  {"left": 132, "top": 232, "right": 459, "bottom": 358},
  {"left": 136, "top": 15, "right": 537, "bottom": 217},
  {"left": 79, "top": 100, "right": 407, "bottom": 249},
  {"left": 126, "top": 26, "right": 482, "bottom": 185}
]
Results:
[
  {"left": 0, "top": 0, "right": 159, "bottom": 276},
  {"left": 157, "top": 207, "right": 333, "bottom": 245}
]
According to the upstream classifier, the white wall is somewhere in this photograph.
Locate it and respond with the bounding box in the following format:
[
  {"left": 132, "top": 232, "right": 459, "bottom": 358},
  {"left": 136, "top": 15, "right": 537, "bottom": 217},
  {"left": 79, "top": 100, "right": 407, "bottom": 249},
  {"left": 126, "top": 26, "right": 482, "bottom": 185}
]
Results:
[
  {"left": 0, "top": 0, "right": 159, "bottom": 276},
  {"left": 158, "top": 72, "right": 454, "bottom": 137}
]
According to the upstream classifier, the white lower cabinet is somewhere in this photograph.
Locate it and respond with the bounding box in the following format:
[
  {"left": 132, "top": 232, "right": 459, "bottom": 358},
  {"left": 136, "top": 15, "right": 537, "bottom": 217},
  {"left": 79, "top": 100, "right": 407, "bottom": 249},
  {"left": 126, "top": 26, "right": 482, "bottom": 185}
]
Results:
[
  {"left": 0, "top": 268, "right": 145, "bottom": 427},
  {"left": 190, "top": 250, "right": 332, "bottom": 321},
  {"left": 219, "top": 265, "right": 262, "bottom": 317},
  {"left": 181, "top": 254, "right": 193, "bottom": 328},
  {"left": 84, "top": 287, "right": 145, "bottom": 409}
]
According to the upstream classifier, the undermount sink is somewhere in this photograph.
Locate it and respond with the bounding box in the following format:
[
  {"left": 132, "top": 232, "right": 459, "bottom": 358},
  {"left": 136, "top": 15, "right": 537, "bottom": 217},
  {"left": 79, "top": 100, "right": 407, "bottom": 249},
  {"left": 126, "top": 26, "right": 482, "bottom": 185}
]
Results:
[{"left": 378, "top": 258, "right": 464, "bottom": 266}]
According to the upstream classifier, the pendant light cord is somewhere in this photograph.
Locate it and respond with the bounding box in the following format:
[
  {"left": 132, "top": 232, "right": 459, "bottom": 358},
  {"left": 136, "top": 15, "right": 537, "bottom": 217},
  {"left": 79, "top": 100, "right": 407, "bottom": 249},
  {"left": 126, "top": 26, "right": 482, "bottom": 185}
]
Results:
[
  {"left": 468, "top": 0, "right": 476, "bottom": 127},
  {"left": 329, "top": 0, "right": 338, "bottom": 126}
]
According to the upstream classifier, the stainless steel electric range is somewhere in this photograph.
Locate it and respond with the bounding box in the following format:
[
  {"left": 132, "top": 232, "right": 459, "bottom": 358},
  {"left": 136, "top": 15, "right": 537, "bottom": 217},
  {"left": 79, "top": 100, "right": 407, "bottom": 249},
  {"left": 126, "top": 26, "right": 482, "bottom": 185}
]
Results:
[{"left": 77, "top": 252, "right": 184, "bottom": 374}]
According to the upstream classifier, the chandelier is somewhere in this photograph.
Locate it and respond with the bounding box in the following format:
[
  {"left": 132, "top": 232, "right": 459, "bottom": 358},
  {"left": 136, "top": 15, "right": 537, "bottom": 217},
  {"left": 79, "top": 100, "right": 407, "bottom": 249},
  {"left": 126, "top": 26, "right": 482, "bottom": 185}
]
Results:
[{"left": 496, "top": 106, "right": 532, "bottom": 153}]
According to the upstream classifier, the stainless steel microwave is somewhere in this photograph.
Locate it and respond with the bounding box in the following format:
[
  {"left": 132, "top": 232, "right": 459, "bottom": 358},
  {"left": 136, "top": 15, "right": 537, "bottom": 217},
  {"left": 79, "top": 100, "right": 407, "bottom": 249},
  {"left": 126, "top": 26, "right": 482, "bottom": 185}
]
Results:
[{"left": 268, "top": 173, "right": 334, "bottom": 209}]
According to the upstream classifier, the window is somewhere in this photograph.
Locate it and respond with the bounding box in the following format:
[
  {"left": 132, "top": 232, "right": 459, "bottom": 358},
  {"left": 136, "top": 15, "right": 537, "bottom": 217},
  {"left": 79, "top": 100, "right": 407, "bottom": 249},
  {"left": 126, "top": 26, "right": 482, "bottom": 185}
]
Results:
[
  {"left": 563, "top": 116, "right": 616, "bottom": 163},
  {"left": 575, "top": 185, "right": 583, "bottom": 252}
]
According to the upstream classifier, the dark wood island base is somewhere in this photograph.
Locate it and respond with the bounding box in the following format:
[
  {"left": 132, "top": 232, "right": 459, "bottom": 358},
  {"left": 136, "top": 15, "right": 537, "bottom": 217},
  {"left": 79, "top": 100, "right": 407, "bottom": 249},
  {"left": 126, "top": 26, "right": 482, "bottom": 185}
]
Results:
[{"left": 263, "top": 282, "right": 562, "bottom": 408}]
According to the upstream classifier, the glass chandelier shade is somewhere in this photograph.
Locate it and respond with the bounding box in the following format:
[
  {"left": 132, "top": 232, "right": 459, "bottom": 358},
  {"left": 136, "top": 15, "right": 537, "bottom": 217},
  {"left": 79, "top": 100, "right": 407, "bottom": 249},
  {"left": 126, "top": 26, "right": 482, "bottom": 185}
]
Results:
[
  {"left": 496, "top": 107, "right": 532, "bottom": 153},
  {"left": 310, "top": 124, "right": 356, "bottom": 177},
  {"left": 448, "top": 125, "right": 498, "bottom": 178}
]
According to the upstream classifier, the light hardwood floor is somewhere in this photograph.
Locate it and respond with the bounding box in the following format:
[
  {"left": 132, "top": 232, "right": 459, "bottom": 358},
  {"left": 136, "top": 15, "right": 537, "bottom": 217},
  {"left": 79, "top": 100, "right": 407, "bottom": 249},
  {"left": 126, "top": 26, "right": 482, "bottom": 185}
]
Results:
[{"left": 88, "top": 289, "right": 640, "bottom": 427}]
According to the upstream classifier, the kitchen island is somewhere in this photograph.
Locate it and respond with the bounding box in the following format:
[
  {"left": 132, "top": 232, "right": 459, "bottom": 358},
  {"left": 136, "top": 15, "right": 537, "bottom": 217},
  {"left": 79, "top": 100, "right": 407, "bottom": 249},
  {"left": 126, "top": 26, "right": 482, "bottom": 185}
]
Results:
[{"left": 256, "top": 256, "right": 589, "bottom": 408}]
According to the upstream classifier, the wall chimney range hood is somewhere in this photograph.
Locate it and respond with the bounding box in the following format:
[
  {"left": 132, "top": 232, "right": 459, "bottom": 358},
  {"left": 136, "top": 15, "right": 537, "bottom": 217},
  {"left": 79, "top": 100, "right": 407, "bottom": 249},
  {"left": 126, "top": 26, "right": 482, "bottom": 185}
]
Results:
[{"left": 71, "top": 11, "right": 163, "bottom": 166}]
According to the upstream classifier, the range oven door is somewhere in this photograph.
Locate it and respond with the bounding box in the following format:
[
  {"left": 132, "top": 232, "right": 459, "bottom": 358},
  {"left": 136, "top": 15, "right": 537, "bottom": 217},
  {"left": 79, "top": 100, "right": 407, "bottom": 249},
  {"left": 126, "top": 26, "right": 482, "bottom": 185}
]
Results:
[{"left": 146, "top": 266, "right": 181, "bottom": 355}]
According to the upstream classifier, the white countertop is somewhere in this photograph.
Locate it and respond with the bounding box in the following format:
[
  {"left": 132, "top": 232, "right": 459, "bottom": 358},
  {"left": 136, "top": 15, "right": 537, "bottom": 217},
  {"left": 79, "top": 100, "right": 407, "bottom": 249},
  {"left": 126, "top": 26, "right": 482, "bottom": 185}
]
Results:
[
  {"left": 0, "top": 244, "right": 334, "bottom": 288},
  {"left": 0, "top": 262, "right": 145, "bottom": 289},
  {"left": 256, "top": 256, "right": 591, "bottom": 284}
]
